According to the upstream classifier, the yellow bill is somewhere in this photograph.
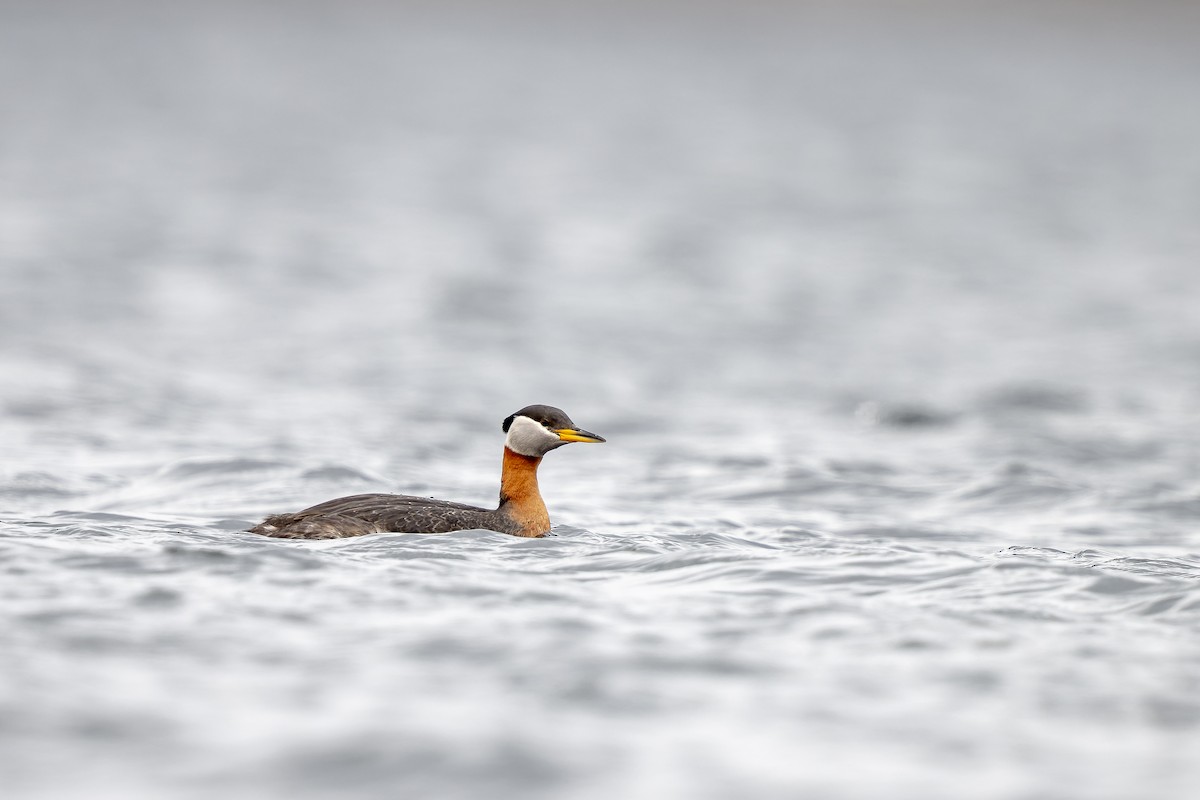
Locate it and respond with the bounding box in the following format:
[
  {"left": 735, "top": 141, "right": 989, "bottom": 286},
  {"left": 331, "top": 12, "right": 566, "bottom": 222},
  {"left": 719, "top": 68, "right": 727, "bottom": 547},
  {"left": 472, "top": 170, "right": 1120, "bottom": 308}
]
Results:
[{"left": 554, "top": 428, "right": 606, "bottom": 443}]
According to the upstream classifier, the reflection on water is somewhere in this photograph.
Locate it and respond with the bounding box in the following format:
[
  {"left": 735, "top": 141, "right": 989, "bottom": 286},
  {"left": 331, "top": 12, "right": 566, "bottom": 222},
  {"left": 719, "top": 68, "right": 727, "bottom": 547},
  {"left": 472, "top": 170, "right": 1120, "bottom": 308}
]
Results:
[{"left": 3, "top": 1, "right": 1200, "bottom": 799}]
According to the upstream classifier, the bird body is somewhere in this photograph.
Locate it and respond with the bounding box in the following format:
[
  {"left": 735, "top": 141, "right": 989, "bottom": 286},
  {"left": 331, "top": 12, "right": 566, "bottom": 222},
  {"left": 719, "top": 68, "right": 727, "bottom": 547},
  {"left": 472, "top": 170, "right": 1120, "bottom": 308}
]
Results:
[{"left": 249, "top": 405, "right": 603, "bottom": 539}]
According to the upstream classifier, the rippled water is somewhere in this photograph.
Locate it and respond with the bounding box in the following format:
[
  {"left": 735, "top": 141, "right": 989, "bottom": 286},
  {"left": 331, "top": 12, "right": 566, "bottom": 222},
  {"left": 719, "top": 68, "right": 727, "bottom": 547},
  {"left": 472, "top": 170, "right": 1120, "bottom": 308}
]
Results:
[{"left": 4, "top": 1, "right": 1200, "bottom": 798}]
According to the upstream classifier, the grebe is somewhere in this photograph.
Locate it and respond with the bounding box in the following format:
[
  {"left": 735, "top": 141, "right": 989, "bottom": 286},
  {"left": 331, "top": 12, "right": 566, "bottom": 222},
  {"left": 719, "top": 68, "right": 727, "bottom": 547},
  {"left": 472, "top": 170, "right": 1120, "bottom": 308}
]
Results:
[{"left": 248, "top": 405, "right": 605, "bottom": 539}]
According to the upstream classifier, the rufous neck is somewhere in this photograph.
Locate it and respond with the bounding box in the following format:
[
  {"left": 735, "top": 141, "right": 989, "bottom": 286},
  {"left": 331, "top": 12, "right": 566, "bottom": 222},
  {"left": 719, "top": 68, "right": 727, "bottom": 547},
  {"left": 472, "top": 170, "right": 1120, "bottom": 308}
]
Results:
[
  {"left": 498, "top": 446, "right": 550, "bottom": 536},
  {"left": 499, "top": 446, "right": 545, "bottom": 508}
]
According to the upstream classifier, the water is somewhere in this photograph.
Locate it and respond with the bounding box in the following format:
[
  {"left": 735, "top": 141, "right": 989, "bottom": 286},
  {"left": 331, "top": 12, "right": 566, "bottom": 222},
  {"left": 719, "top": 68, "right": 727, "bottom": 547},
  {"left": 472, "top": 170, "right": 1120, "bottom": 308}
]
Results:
[{"left": 3, "top": 1, "right": 1200, "bottom": 798}]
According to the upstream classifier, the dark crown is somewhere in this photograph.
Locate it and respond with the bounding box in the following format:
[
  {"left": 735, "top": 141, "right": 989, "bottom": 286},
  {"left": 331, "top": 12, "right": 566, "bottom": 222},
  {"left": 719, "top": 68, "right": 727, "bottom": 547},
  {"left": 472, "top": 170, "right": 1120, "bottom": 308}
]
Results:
[{"left": 502, "top": 404, "right": 575, "bottom": 433}]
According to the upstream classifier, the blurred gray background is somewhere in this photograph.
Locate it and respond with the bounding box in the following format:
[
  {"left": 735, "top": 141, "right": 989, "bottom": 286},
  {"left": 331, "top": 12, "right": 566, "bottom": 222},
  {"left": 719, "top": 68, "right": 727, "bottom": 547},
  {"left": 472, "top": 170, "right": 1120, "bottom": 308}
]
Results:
[{"left": 4, "top": 0, "right": 1199, "bottom": 464}]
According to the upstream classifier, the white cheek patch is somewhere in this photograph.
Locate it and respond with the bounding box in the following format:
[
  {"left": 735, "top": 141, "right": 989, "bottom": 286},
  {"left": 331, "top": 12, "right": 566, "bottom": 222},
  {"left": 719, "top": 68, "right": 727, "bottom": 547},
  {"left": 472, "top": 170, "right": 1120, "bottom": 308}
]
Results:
[{"left": 505, "top": 416, "right": 562, "bottom": 457}]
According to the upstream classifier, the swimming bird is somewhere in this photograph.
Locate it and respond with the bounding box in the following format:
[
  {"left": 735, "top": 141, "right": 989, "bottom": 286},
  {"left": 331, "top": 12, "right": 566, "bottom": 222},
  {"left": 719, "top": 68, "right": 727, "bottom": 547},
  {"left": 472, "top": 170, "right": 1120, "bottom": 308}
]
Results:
[{"left": 248, "top": 405, "right": 605, "bottom": 539}]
